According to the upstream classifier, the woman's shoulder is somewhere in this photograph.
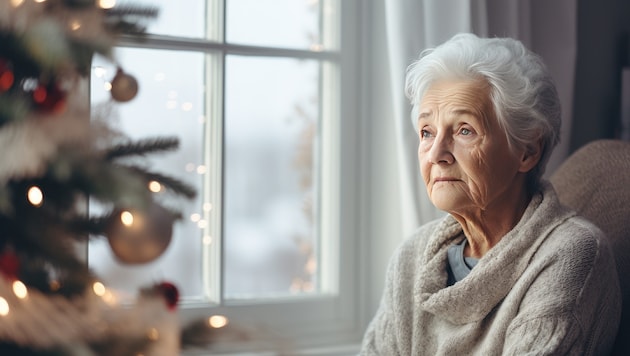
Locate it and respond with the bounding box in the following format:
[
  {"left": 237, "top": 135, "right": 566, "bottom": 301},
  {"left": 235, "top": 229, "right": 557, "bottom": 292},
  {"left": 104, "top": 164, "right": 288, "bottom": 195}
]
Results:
[
  {"left": 535, "top": 183, "right": 610, "bottom": 261},
  {"left": 545, "top": 214, "right": 608, "bottom": 258},
  {"left": 531, "top": 214, "right": 617, "bottom": 295}
]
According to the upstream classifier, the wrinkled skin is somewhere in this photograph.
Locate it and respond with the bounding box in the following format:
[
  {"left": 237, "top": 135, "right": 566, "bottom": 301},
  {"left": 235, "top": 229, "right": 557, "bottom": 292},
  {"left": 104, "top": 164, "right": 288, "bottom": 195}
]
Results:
[{"left": 417, "top": 79, "right": 541, "bottom": 257}]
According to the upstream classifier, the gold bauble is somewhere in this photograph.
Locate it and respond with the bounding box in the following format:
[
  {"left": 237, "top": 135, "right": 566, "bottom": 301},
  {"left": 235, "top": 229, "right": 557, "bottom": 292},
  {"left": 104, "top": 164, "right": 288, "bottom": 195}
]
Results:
[
  {"left": 110, "top": 69, "right": 139, "bottom": 102},
  {"left": 106, "top": 203, "right": 174, "bottom": 264}
]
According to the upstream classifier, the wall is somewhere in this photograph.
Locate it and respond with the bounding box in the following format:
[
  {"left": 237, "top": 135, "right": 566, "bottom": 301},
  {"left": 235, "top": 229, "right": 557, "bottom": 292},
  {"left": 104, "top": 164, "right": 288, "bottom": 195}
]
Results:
[
  {"left": 571, "top": 0, "right": 630, "bottom": 150},
  {"left": 486, "top": 0, "right": 577, "bottom": 175}
]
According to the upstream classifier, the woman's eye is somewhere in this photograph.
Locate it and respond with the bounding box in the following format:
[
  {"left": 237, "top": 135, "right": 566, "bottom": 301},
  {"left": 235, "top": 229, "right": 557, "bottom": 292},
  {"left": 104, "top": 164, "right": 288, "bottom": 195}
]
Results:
[
  {"left": 420, "top": 129, "right": 432, "bottom": 138},
  {"left": 460, "top": 128, "right": 472, "bottom": 136}
]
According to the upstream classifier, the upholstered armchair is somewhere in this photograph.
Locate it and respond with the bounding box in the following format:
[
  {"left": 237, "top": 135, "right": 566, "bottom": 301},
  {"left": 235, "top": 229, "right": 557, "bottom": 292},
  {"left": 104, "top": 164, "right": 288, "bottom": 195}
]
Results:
[{"left": 550, "top": 139, "right": 630, "bottom": 355}]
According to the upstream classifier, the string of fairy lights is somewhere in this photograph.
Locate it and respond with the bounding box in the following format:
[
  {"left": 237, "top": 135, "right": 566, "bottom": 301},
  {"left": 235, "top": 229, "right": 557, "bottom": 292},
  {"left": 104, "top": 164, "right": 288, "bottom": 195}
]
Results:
[{"left": 9, "top": 178, "right": 230, "bottom": 331}]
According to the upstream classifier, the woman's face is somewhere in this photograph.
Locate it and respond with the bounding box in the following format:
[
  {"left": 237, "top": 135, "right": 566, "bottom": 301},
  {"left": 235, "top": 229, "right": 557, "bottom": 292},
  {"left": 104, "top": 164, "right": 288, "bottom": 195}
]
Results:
[{"left": 417, "top": 79, "right": 531, "bottom": 216}]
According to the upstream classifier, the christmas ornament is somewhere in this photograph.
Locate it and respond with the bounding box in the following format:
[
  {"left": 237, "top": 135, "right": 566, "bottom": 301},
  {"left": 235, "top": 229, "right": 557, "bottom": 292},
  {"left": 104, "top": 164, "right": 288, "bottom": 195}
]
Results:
[
  {"left": 32, "top": 81, "right": 67, "bottom": 114},
  {"left": 0, "top": 60, "right": 14, "bottom": 92},
  {"left": 105, "top": 202, "right": 175, "bottom": 264},
  {"left": 110, "top": 69, "right": 139, "bottom": 102},
  {"left": 0, "top": 249, "right": 20, "bottom": 280},
  {"left": 155, "top": 281, "right": 179, "bottom": 311}
]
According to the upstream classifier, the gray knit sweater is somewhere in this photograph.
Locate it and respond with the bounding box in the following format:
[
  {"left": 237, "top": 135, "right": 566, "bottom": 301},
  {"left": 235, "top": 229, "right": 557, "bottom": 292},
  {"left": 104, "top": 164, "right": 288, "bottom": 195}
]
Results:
[{"left": 361, "top": 182, "right": 621, "bottom": 355}]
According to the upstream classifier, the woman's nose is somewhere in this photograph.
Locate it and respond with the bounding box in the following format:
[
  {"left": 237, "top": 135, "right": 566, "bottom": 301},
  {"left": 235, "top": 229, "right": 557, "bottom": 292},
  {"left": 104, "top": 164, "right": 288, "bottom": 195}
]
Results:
[{"left": 428, "top": 133, "right": 454, "bottom": 165}]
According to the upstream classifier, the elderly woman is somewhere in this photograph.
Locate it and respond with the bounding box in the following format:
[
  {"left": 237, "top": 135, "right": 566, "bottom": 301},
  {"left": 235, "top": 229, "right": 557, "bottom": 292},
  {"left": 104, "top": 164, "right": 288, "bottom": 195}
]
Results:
[{"left": 361, "top": 33, "right": 621, "bottom": 355}]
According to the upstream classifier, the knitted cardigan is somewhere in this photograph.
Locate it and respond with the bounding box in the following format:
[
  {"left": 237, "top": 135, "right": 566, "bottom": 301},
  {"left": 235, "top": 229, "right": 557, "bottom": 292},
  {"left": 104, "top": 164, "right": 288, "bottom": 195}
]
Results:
[{"left": 361, "top": 182, "right": 621, "bottom": 355}]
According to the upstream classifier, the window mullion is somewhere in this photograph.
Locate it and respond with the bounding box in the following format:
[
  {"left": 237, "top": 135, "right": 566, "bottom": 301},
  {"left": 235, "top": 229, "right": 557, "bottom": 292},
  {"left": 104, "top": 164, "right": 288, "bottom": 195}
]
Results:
[
  {"left": 201, "top": 0, "right": 226, "bottom": 305},
  {"left": 207, "top": 0, "right": 225, "bottom": 42},
  {"left": 201, "top": 52, "right": 224, "bottom": 304}
]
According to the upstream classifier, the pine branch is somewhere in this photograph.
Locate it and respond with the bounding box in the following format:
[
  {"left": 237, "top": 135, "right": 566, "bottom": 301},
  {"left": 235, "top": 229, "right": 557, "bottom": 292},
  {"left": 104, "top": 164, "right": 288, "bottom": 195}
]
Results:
[
  {"left": 13, "top": 218, "right": 93, "bottom": 295},
  {"left": 68, "top": 214, "right": 111, "bottom": 238},
  {"left": 103, "top": 4, "right": 160, "bottom": 35},
  {"left": 127, "top": 168, "right": 197, "bottom": 199},
  {"left": 69, "top": 38, "right": 114, "bottom": 76},
  {"left": 0, "top": 94, "right": 30, "bottom": 127},
  {"left": 105, "top": 5, "right": 160, "bottom": 19},
  {"left": 47, "top": 152, "right": 153, "bottom": 210},
  {"left": 61, "top": 0, "right": 97, "bottom": 8},
  {"left": 104, "top": 137, "right": 180, "bottom": 160},
  {"left": 0, "top": 32, "right": 42, "bottom": 78},
  {"left": 78, "top": 163, "right": 152, "bottom": 209}
]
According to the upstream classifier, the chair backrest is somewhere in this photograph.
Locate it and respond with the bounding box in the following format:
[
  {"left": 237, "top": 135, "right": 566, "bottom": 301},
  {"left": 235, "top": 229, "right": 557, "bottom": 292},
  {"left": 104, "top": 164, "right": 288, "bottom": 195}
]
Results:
[{"left": 549, "top": 139, "right": 630, "bottom": 355}]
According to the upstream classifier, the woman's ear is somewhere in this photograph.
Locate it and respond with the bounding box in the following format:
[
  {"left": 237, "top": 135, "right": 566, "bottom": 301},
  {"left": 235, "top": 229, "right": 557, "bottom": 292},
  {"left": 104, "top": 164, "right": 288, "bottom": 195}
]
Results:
[{"left": 518, "top": 140, "right": 543, "bottom": 173}]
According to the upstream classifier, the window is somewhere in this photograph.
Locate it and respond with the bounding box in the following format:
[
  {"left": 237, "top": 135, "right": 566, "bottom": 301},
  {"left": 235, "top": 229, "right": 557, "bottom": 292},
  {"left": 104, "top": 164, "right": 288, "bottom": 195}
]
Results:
[{"left": 89, "top": 0, "right": 365, "bottom": 353}]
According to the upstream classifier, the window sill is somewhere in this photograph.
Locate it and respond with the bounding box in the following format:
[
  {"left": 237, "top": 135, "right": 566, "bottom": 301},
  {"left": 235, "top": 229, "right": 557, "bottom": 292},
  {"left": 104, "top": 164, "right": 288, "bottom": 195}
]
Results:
[{"left": 182, "top": 343, "right": 361, "bottom": 356}]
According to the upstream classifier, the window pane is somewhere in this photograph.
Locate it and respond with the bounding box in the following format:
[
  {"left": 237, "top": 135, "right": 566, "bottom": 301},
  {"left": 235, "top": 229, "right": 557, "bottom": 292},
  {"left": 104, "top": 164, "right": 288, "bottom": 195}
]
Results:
[
  {"left": 224, "top": 55, "right": 319, "bottom": 299},
  {"left": 142, "top": 0, "right": 206, "bottom": 38},
  {"left": 226, "top": 0, "right": 322, "bottom": 50},
  {"left": 89, "top": 48, "right": 206, "bottom": 299}
]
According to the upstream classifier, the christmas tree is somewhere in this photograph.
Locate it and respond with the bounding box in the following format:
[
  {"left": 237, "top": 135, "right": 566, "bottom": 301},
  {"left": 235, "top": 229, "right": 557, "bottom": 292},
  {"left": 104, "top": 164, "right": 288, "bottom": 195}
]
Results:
[{"left": 0, "top": 0, "right": 236, "bottom": 354}]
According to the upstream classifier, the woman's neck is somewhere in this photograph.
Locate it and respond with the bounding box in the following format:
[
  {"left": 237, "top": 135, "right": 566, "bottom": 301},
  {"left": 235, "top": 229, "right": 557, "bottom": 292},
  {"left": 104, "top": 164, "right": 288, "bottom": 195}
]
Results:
[{"left": 452, "top": 188, "right": 531, "bottom": 259}]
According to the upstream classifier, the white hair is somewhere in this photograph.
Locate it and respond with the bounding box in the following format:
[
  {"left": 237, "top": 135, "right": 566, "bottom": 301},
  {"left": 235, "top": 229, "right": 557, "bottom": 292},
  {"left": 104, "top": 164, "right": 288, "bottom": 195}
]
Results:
[{"left": 405, "top": 33, "right": 561, "bottom": 190}]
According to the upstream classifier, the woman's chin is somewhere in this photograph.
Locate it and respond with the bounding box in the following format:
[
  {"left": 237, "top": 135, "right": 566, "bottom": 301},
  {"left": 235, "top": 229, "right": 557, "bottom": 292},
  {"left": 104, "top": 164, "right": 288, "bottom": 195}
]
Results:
[{"left": 429, "top": 192, "right": 469, "bottom": 213}]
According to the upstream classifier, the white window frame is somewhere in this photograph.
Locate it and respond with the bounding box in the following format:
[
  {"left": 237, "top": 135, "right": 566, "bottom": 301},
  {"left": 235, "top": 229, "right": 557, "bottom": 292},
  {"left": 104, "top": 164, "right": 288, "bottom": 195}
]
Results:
[{"left": 106, "top": 0, "right": 372, "bottom": 354}]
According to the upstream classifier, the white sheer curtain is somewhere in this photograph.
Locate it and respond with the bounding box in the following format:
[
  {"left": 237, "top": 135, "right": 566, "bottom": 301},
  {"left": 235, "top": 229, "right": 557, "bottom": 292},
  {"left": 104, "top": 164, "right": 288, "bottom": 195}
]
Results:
[
  {"left": 383, "top": 0, "right": 489, "bottom": 238},
  {"left": 366, "top": 0, "right": 576, "bottom": 316}
]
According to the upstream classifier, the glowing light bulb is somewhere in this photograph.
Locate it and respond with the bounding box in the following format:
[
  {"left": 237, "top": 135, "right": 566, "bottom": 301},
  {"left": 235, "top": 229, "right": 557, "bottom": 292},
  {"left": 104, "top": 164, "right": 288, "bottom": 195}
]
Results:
[
  {"left": 120, "top": 211, "right": 134, "bottom": 226},
  {"left": 310, "top": 43, "right": 324, "bottom": 52},
  {"left": 93, "top": 66, "right": 106, "bottom": 78},
  {"left": 303, "top": 281, "right": 314, "bottom": 292},
  {"left": 102, "top": 290, "right": 118, "bottom": 306},
  {"left": 166, "top": 100, "right": 177, "bottom": 109},
  {"left": 203, "top": 235, "right": 212, "bottom": 245},
  {"left": 10, "top": 0, "right": 24, "bottom": 7},
  {"left": 190, "top": 213, "right": 201, "bottom": 222},
  {"left": 70, "top": 20, "right": 82, "bottom": 31},
  {"left": 196, "top": 165, "right": 207, "bottom": 175},
  {"left": 27, "top": 186, "right": 43, "bottom": 207},
  {"left": 208, "top": 315, "right": 229, "bottom": 328},
  {"left": 98, "top": 0, "right": 116, "bottom": 9},
  {"left": 181, "top": 102, "right": 193, "bottom": 111},
  {"left": 305, "top": 256, "right": 317, "bottom": 274},
  {"left": 203, "top": 203, "right": 213, "bottom": 212},
  {"left": 0, "top": 297, "right": 9, "bottom": 316},
  {"left": 148, "top": 181, "right": 162, "bottom": 193},
  {"left": 93, "top": 282, "right": 106, "bottom": 297},
  {"left": 12, "top": 281, "right": 27, "bottom": 299},
  {"left": 147, "top": 327, "right": 159, "bottom": 341},
  {"left": 104, "top": 82, "right": 112, "bottom": 91}
]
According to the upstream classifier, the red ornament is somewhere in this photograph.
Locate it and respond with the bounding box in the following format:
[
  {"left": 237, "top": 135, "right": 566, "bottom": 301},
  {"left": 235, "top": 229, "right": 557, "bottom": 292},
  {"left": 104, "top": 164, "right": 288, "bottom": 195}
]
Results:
[
  {"left": 0, "top": 249, "right": 20, "bottom": 280},
  {"left": 32, "top": 81, "right": 67, "bottom": 114},
  {"left": 155, "top": 281, "right": 179, "bottom": 311},
  {"left": 0, "top": 59, "right": 14, "bottom": 92}
]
